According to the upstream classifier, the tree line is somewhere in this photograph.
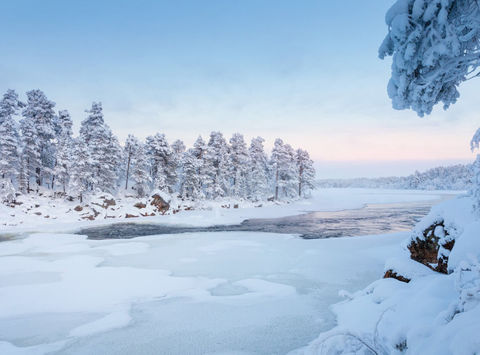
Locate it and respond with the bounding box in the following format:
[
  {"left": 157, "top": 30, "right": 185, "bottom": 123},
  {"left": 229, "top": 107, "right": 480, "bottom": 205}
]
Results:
[{"left": 0, "top": 89, "right": 316, "bottom": 203}]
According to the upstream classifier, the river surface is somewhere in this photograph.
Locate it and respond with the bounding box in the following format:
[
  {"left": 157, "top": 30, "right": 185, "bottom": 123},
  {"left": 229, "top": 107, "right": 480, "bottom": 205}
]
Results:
[{"left": 78, "top": 199, "right": 438, "bottom": 240}]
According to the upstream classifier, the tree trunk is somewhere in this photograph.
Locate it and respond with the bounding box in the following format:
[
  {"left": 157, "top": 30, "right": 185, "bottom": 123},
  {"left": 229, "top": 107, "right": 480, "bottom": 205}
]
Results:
[
  {"left": 36, "top": 167, "right": 41, "bottom": 186},
  {"left": 275, "top": 166, "right": 279, "bottom": 200},
  {"left": 298, "top": 166, "right": 303, "bottom": 197},
  {"left": 125, "top": 153, "right": 131, "bottom": 190}
]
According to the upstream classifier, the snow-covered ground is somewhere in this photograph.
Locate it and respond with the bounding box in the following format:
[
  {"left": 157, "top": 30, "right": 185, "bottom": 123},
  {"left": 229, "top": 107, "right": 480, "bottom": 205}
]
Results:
[
  {"left": 0, "top": 188, "right": 454, "bottom": 234},
  {"left": 0, "top": 189, "right": 461, "bottom": 354}
]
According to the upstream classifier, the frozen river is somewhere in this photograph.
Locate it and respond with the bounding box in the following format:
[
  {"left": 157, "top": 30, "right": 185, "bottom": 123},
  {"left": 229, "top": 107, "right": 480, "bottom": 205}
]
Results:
[
  {"left": 79, "top": 199, "right": 436, "bottom": 240},
  {"left": 0, "top": 189, "right": 455, "bottom": 355}
]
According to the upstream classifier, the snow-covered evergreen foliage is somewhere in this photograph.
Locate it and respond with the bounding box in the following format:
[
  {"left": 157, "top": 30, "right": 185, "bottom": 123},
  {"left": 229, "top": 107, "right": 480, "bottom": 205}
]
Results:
[
  {"left": 271, "top": 139, "right": 299, "bottom": 199},
  {"left": 23, "top": 90, "right": 56, "bottom": 186},
  {"left": 296, "top": 149, "right": 316, "bottom": 197},
  {"left": 379, "top": 0, "right": 480, "bottom": 116},
  {"left": 0, "top": 89, "right": 315, "bottom": 204},
  {"left": 247, "top": 137, "right": 270, "bottom": 201},
  {"left": 228, "top": 133, "right": 249, "bottom": 198},
  {"left": 79, "top": 102, "right": 121, "bottom": 194},
  {"left": 0, "top": 90, "right": 22, "bottom": 181},
  {"left": 53, "top": 110, "right": 73, "bottom": 192},
  {"left": 205, "top": 131, "right": 230, "bottom": 199}
]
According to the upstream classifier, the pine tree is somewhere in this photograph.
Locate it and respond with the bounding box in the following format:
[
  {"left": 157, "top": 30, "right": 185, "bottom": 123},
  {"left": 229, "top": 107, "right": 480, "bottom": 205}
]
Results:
[
  {"left": 145, "top": 133, "right": 176, "bottom": 193},
  {"left": 229, "top": 133, "right": 249, "bottom": 198},
  {"left": 53, "top": 110, "right": 74, "bottom": 193},
  {"left": 179, "top": 149, "right": 203, "bottom": 200},
  {"left": 248, "top": 136, "right": 269, "bottom": 201},
  {"left": 123, "top": 134, "right": 137, "bottom": 190},
  {"left": 205, "top": 131, "right": 230, "bottom": 199},
  {"left": 0, "top": 89, "right": 24, "bottom": 124},
  {"left": 131, "top": 142, "right": 151, "bottom": 197},
  {"left": 379, "top": 0, "right": 480, "bottom": 116},
  {"left": 80, "top": 102, "right": 120, "bottom": 193},
  {"left": 190, "top": 135, "right": 209, "bottom": 196},
  {"left": 281, "top": 143, "right": 298, "bottom": 198},
  {"left": 23, "top": 90, "right": 56, "bottom": 186},
  {"left": 19, "top": 116, "right": 41, "bottom": 193},
  {"left": 296, "top": 148, "right": 315, "bottom": 197},
  {"left": 0, "top": 90, "right": 22, "bottom": 182},
  {"left": 271, "top": 139, "right": 297, "bottom": 199},
  {"left": 171, "top": 139, "right": 186, "bottom": 156},
  {"left": 69, "top": 139, "right": 91, "bottom": 202}
]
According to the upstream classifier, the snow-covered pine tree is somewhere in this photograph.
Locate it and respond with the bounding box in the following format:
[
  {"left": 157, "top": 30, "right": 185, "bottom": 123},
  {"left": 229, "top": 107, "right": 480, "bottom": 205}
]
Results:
[
  {"left": 190, "top": 135, "right": 210, "bottom": 196},
  {"left": 0, "top": 89, "right": 24, "bottom": 124},
  {"left": 271, "top": 138, "right": 286, "bottom": 200},
  {"left": 0, "top": 90, "right": 23, "bottom": 182},
  {"left": 53, "top": 110, "right": 74, "bottom": 193},
  {"left": 296, "top": 148, "right": 315, "bottom": 197},
  {"left": 271, "top": 139, "right": 298, "bottom": 199},
  {"left": 247, "top": 136, "right": 269, "bottom": 201},
  {"left": 171, "top": 139, "right": 186, "bottom": 192},
  {"left": 281, "top": 143, "right": 298, "bottom": 198},
  {"left": 131, "top": 142, "right": 151, "bottom": 197},
  {"left": 171, "top": 139, "right": 186, "bottom": 156},
  {"left": 80, "top": 102, "right": 120, "bottom": 193},
  {"left": 228, "top": 133, "right": 249, "bottom": 198},
  {"left": 19, "top": 115, "right": 41, "bottom": 193},
  {"left": 145, "top": 133, "right": 176, "bottom": 193},
  {"left": 22, "top": 90, "right": 56, "bottom": 186},
  {"left": 123, "top": 134, "right": 138, "bottom": 190},
  {"left": 179, "top": 148, "right": 203, "bottom": 200},
  {"left": 68, "top": 139, "right": 91, "bottom": 202},
  {"left": 379, "top": 0, "right": 480, "bottom": 116},
  {"left": 205, "top": 131, "right": 230, "bottom": 199}
]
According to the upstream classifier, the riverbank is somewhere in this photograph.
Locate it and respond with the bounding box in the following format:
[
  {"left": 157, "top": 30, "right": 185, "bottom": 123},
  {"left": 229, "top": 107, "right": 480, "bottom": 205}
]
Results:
[{"left": 0, "top": 188, "right": 459, "bottom": 236}]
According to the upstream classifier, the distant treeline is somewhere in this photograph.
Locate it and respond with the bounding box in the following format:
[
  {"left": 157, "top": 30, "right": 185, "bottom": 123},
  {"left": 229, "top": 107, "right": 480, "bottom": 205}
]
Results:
[{"left": 317, "top": 164, "right": 472, "bottom": 191}]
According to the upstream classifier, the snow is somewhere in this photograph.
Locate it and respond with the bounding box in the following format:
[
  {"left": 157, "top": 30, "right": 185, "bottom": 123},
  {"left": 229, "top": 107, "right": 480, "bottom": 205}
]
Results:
[
  {"left": 297, "top": 194, "right": 480, "bottom": 355},
  {"left": 0, "top": 188, "right": 447, "bottom": 354},
  {"left": 2, "top": 188, "right": 476, "bottom": 354},
  {"left": 0, "top": 187, "right": 451, "bottom": 234}
]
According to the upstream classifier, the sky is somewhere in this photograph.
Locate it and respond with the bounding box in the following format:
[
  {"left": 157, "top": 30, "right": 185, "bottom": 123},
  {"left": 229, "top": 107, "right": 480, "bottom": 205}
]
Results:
[{"left": 1, "top": 0, "right": 479, "bottom": 178}]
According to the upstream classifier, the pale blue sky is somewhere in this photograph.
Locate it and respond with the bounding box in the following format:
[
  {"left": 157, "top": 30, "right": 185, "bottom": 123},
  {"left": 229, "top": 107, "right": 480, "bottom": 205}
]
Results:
[{"left": 1, "top": 0, "right": 478, "bottom": 177}]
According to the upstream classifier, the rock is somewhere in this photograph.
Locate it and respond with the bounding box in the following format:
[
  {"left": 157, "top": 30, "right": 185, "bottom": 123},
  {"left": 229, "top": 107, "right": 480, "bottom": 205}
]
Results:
[
  {"left": 233, "top": 204, "right": 239, "bottom": 209},
  {"left": 80, "top": 208, "right": 100, "bottom": 220},
  {"left": 92, "top": 195, "right": 117, "bottom": 209},
  {"left": 408, "top": 220, "right": 454, "bottom": 274},
  {"left": 383, "top": 269, "right": 410, "bottom": 283},
  {"left": 125, "top": 213, "right": 139, "bottom": 218},
  {"left": 267, "top": 196, "right": 275, "bottom": 202},
  {"left": 34, "top": 212, "right": 42, "bottom": 216},
  {"left": 134, "top": 202, "right": 146, "bottom": 209},
  {"left": 35, "top": 204, "right": 40, "bottom": 208},
  {"left": 150, "top": 194, "right": 170, "bottom": 214},
  {"left": 140, "top": 212, "right": 155, "bottom": 217},
  {"left": 74, "top": 205, "right": 83, "bottom": 212}
]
